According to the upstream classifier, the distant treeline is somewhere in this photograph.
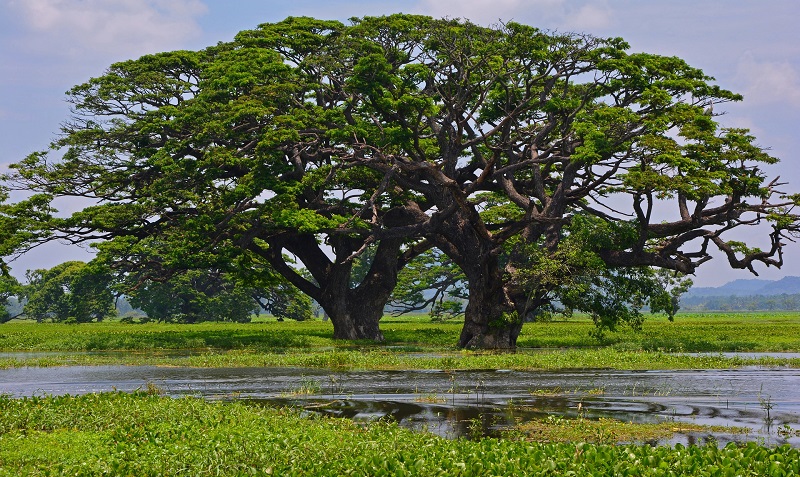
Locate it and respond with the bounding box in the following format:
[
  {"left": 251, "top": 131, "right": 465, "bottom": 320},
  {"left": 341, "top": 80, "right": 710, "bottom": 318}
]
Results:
[{"left": 680, "top": 293, "right": 800, "bottom": 311}]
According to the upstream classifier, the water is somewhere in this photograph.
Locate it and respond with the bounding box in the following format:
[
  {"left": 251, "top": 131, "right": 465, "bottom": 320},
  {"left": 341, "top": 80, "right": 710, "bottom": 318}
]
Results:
[{"left": 1, "top": 364, "right": 798, "bottom": 446}]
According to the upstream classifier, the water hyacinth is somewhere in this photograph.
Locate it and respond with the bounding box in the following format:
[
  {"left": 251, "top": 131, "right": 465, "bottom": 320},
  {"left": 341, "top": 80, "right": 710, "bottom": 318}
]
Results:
[{"left": 0, "top": 393, "right": 798, "bottom": 476}]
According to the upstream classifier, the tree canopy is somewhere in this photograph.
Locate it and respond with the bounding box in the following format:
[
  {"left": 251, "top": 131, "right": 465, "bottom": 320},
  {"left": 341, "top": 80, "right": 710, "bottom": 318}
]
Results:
[
  {"left": 5, "top": 14, "right": 799, "bottom": 347},
  {"left": 125, "top": 269, "right": 258, "bottom": 323},
  {"left": 23, "top": 261, "right": 115, "bottom": 323}
]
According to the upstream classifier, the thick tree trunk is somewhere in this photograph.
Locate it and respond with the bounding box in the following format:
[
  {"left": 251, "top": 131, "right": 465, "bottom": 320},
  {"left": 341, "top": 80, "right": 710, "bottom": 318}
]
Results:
[
  {"left": 319, "top": 238, "right": 410, "bottom": 341},
  {"left": 432, "top": 209, "right": 521, "bottom": 349},
  {"left": 457, "top": 254, "right": 521, "bottom": 349},
  {"left": 262, "top": 233, "right": 412, "bottom": 342},
  {"left": 308, "top": 259, "right": 388, "bottom": 342},
  {"left": 321, "top": 288, "right": 386, "bottom": 341},
  {"left": 459, "top": 315, "right": 523, "bottom": 349}
]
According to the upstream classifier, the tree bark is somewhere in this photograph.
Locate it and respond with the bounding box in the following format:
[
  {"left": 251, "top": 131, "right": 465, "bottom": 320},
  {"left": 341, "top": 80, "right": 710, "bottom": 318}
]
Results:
[
  {"left": 321, "top": 287, "right": 386, "bottom": 341},
  {"left": 432, "top": 210, "right": 521, "bottom": 349},
  {"left": 457, "top": 252, "right": 522, "bottom": 349},
  {"left": 259, "top": 233, "right": 413, "bottom": 342},
  {"left": 297, "top": 256, "right": 387, "bottom": 341}
]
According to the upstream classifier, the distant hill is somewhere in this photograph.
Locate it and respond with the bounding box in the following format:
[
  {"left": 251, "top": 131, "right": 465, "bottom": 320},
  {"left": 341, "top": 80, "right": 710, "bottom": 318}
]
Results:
[{"left": 686, "top": 276, "right": 800, "bottom": 297}]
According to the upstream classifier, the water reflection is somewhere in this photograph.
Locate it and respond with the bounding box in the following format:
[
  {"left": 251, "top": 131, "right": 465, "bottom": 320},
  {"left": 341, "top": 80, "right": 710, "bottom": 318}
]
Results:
[{"left": 0, "top": 365, "right": 798, "bottom": 447}]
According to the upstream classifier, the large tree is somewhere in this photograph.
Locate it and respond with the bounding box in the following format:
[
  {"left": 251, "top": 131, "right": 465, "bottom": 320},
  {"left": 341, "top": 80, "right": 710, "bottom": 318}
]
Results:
[
  {"left": 7, "top": 15, "right": 799, "bottom": 347},
  {"left": 0, "top": 274, "right": 23, "bottom": 323},
  {"left": 23, "top": 261, "right": 115, "bottom": 323},
  {"left": 125, "top": 269, "right": 259, "bottom": 323},
  {"left": 8, "top": 20, "right": 427, "bottom": 340},
  {"left": 288, "top": 15, "right": 799, "bottom": 347}
]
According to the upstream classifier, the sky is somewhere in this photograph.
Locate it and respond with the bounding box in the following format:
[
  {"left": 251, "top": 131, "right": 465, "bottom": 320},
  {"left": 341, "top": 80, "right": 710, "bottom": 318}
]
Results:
[{"left": 0, "top": 0, "right": 799, "bottom": 287}]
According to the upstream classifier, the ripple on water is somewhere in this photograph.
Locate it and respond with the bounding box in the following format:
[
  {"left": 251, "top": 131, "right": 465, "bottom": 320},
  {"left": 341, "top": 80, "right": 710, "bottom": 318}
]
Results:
[{"left": 0, "top": 365, "right": 798, "bottom": 446}]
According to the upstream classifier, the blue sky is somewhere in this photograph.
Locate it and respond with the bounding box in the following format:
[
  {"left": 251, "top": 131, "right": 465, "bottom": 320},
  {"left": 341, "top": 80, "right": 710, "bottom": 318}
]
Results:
[{"left": 1, "top": 0, "right": 799, "bottom": 286}]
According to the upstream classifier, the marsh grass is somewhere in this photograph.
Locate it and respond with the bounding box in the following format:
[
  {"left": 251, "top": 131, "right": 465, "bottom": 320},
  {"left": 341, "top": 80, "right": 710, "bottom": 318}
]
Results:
[
  {"left": 0, "top": 392, "right": 796, "bottom": 476},
  {"left": 0, "top": 312, "right": 798, "bottom": 370},
  {"left": 0, "top": 346, "right": 798, "bottom": 371},
  {"left": 1, "top": 314, "right": 798, "bottom": 474},
  {"left": 516, "top": 311, "right": 800, "bottom": 352},
  {"left": 281, "top": 376, "right": 322, "bottom": 396},
  {"left": 414, "top": 392, "right": 446, "bottom": 403},
  {"left": 515, "top": 415, "right": 751, "bottom": 445},
  {"left": 2, "top": 311, "right": 800, "bottom": 351}
]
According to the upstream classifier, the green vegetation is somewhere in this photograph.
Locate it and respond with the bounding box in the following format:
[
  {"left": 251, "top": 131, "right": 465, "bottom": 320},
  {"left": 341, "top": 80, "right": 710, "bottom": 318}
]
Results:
[
  {"left": 4, "top": 261, "right": 314, "bottom": 325},
  {"left": 515, "top": 415, "right": 748, "bottom": 445},
  {"left": 0, "top": 392, "right": 797, "bottom": 476},
  {"left": 124, "top": 269, "right": 260, "bottom": 324},
  {"left": 0, "top": 313, "right": 798, "bottom": 370},
  {"left": 23, "top": 261, "right": 115, "bottom": 323},
  {"left": 0, "top": 313, "right": 797, "bottom": 474},
  {"left": 519, "top": 312, "right": 800, "bottom": 352},
  {"left": 682, "top": 293, "right": 800, "bottom": 312},
  {"left": 1, "top": 312, "right": 798, "bottom": 352},
  {"left": 0, "top": 12, "right": 798, "bottom": 473},
  {"left": 4, "top": 346, "right": 796, "bottom": 371}
]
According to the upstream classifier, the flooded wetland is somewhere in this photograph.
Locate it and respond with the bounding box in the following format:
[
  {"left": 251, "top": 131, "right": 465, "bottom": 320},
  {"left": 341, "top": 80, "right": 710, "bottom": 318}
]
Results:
[
  {"left": 2, "top": 316, "right": 800, "bottom": 451},
  {"left": 2, "top": 358, "right": 799, "bottom": 447}
]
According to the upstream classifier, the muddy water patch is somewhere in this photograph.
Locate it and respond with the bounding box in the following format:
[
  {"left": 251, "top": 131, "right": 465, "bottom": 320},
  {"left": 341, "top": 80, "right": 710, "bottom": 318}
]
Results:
[{"left": 0, "top": 366, "right": 798, "bottom": 446}]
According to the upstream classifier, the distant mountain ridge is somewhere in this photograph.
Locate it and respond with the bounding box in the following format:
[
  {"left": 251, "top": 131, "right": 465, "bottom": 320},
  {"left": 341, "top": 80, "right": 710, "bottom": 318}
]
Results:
[{"left": 687, "top": 276, "right": 800, "bottom": 297}]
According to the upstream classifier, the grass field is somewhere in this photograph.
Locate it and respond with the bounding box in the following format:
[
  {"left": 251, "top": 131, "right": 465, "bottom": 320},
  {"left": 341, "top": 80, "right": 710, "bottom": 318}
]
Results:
[
  {"left": 3, "top": 311, "right": 800, "bottom": 351},
  {"left": 0, "top": 312, "right": 798, "bottom": 370}
]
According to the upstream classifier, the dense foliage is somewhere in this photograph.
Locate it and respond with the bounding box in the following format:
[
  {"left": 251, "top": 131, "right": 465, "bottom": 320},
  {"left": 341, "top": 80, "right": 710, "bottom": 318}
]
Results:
[
  {"left": 127, "top": 270, "right": 257, "bottom": 323},
  {"left": 0, "top": 393, "right": 797, "bottom": 476},
  {"left": 1, "top": 261, "right": 313, "bottom": 324},
  {"left": 23, "top": 261, "right": 115, "bottom": 323},
  {"left": 0, "top": 274, "right": 21, "bottom": 324},
  {"left": 0, "top": 189, "right": 54, "bottom": 275}
]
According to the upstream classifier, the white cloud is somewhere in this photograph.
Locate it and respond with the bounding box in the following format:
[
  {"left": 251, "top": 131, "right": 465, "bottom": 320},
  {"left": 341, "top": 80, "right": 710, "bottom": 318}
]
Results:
[
  {"left": 8, "top": 0, "right": 208, "bottom": 59},
  {"left": 561, "top": 2, "right": 611, "bottom": 30},
  {"left": 410, "top": 0, "right": 615, "bottom": 33},
  {"left": 413, "top": 0, "right": 564, "bottom": 25},
  {"left": 735, "top": 52, "right": 800, "bottom": 107}
]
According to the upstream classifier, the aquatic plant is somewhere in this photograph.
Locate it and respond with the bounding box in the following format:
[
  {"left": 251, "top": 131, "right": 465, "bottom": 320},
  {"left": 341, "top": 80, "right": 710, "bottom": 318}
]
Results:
[
  {"left": 515, "top": 415, "right": 749, "bottom": 446},
  {"left": 282, "top": 376, "right": 322, "bottom": 396},
  {"left": 0, "top": 393, "right": 796, "bottom": 476}
]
